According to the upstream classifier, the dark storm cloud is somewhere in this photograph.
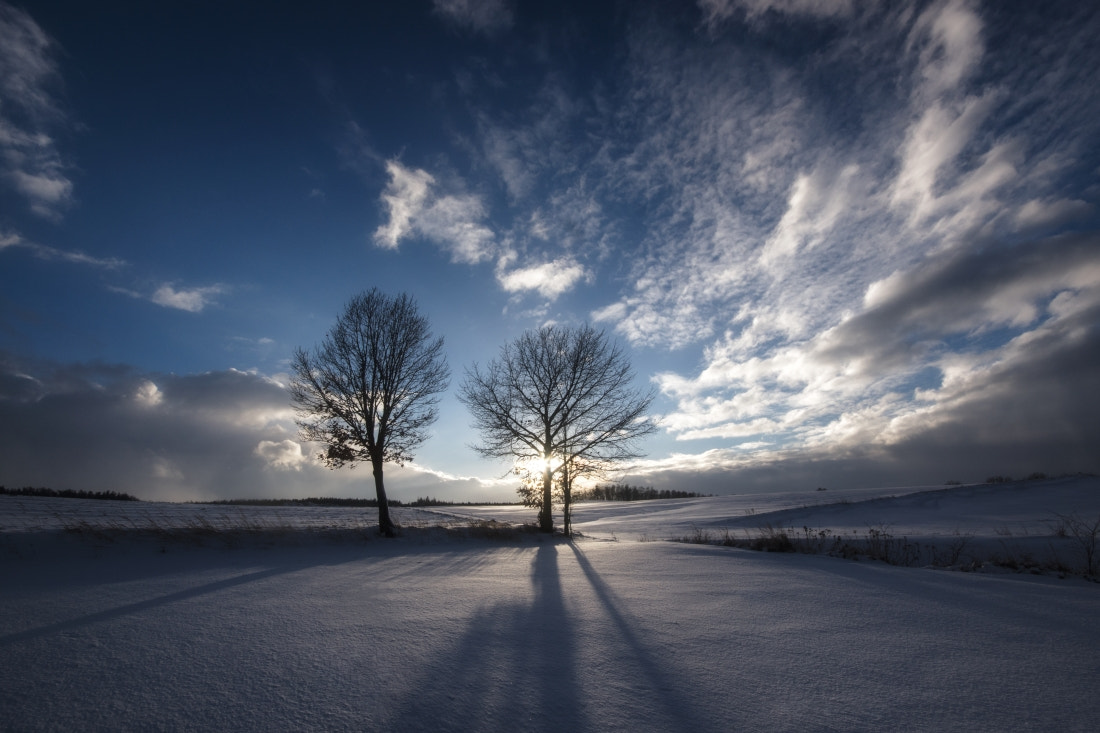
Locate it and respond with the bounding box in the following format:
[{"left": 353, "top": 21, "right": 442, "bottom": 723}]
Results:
[
  {"left": 818, "top": 232, "right": 1100, "bottom": 375},
  {"left": 0, "top": 355, "right": 483, "bottom": 501},
  {"left": 0, "top": 356, "right": 286, "bottom": 499}
]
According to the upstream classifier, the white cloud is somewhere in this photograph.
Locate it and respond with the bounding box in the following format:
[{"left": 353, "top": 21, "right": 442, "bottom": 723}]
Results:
[
  {"left": 890, "top": 93, "right": 999, "bottom": 226},
  {"left": 578, "top": 4, "right": 1099, "bottom": 486},
  {"left": 887, "top": 0, "right": 1024, "bottom": 245},
  {"left": 255, "top": 439, "right": 309, "bottom": 471},
  {"left": 10, "top": 167, "right": 72, "bottom": 212},
  {"left": 496, "top": 256, "right": 588, "bottom": 300},
  {"left": 432, "top": 0, "right": 513, "bottom": 35},
  {"left": 908, "top": 0, "right": 983, "bottom": 100},
  {"left": 134, "top": 380, "right": 163, "bottom": 408},
  {"left": 374, "top": 160, "right": 434, "bottom": 249},
  {"left": 760, "top": 165, "right": 858, "bottom": 270},
  {"left": 0, "top": 3, "right": 73, "bottom": 219},
  {"left": 1014, "top": 198, "right": 1091, "bottom": 230},
  {"left": 373, "top": 159, "right": 496, "bottom": 264},
  {"left": 151, "top": 284, "right": 226, "bottom": 313},
  {"left": 583, "top": 15, "right": 846, "bottom": 350},
  {"left": 474, "top": 81, "right": 580, "bottom": 202},
  {"left": 479, "top": 123, "right": 535, "bottom": 201},
  {"left": 415, "top": 192, "right": 496, "bottom": 264}
]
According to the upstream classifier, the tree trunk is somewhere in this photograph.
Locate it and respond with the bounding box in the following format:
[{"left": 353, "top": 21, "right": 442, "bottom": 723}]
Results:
[
  {"left": 372, "top": 457, "right": 397, "bottom": 537},
  {"left": 562, "top": 460, "right": 571, "bottom": 537},
  {"left": 540, "top": 463, "right": 554, "bottom": 533}
]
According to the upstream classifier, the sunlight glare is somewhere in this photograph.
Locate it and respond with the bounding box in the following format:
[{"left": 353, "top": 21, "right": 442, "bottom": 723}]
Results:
[{"left": 515, "top": 454, "right": 561, "bottom": 478}]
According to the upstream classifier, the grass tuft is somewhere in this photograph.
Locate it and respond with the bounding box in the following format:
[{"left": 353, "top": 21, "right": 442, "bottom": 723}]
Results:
[{"left": 672, "top": 515, "right": 1100, "bottom": 579}]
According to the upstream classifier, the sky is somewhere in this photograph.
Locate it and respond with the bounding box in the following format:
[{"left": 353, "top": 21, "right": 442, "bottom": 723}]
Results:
[{"left": 1, "top": 0, "right": 1098, "bottom": 503}]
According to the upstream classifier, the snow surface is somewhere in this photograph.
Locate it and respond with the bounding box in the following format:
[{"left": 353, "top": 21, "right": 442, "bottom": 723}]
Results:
[{"left": 2, "top": 478, "right": 1099, "bottom": 731}]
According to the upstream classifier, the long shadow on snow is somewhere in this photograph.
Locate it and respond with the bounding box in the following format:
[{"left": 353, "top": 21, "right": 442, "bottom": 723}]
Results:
[
  {"left": 0, "top": 540, "right": 406, "bottom": 645},
  {"left": 567, "top": 542, "right": 716, "bottom": 733},
  {"left": 0, "top": 527, "right": 384, "bottom": 588},
  {"left": 386, "top": 541, "right": 586, "bottom": 733},
  {"left": 0, "top": 564, "right": 308, "bottom": 646}
]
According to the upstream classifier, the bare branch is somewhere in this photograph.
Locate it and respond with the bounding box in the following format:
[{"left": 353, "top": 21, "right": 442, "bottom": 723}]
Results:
[
  {"left": 459, "top": 324, "right": 655, "bottom": 533},
  {"left": 289, "top": 289, "right": 449, "bottom": 535}
]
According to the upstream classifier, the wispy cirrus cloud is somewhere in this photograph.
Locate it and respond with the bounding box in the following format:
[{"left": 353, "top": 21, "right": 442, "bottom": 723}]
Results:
[
  {"left": 0, "top": 2, "right": 73, "bottom": 220},
  {"left": 474, "top": 79, "right": 582, "bottom": 202},
  {"left": 698, "top": 0, "right": 854, "bottom": 28},
  {"left": 758, "top": 164, "right": 860, "bottom": 272},
  {"left": 588, "top": 15, "right": 822, "bottom": 348},
  {"left": 580, "top": 1, "right": 1100, "bottom": 480},
  {"left": 432, "top": 0, "right": 513, "bottom": 35},
  {"left": 0, "top": 229, "right": 127, "bottom": 269}
]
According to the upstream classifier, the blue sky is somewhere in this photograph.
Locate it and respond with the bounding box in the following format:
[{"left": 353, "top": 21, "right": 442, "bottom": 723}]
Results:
[{"left": 2, "top": 0, "right": 1098, "bottom": 502}]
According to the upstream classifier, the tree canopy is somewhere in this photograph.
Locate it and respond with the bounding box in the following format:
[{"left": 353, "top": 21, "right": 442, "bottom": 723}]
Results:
[
  {"left": 459, "top": 324, "right": 655, "bottom": 533},
  {"left": 289, "top": 289, "right": 449, "bottom": 536}
]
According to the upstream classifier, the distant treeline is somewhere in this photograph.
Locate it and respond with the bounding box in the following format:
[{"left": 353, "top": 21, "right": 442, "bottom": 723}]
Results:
[
  {"left": 408, "top": 497, "right": 521, "bottom": 507},
  {"left": 200, "top": 496, "right": 521, "bottom": 507},
  {"left": 0, "top": 486, "right": 140, "bottom": 501},
  {"left": 982, "top": 472, "right": 1096, "bottom": 485},
  {"left": 202, "top": 497, "right": 385, "bottom": 507},
  {"left": 577, "top": 484, "right": 709, "bottom": 502}
]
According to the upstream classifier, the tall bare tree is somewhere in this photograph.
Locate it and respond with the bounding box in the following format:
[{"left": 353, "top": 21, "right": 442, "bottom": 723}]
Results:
[
  {"left": 289, "top": 289, "right": 449, "bottom": 537},
  {"left": 459, "top": 324, "right": 655, "bottom": 533}
]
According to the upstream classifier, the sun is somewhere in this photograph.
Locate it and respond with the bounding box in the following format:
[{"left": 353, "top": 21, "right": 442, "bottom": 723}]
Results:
[{"left": 515, "top": 454, "right": 561, "bottom": 478}]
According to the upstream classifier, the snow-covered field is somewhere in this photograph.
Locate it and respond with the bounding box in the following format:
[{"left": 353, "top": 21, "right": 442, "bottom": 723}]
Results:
[{"left": 2, "top": 477, "right": 1098, "bottom": 731}]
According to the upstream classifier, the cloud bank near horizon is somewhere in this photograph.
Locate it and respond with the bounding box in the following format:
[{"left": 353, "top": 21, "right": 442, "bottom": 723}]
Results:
[{"left": 0, "top": 355, "right": 501, "bottom": 502}]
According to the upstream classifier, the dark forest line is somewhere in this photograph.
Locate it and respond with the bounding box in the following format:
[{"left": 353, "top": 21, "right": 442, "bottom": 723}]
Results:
[
  {"left": 577, "top": 484, "right": 709, "bottom": 502},
  {"left": 199, "top": 497, "right": 523, "bottom": 508},
  {"left": 0, "top": 486, "right": 140, "bottom": 501}
]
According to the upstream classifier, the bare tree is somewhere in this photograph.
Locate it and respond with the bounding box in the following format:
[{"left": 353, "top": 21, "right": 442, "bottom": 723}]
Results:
[
  {"left": 459, "top": 324, "right": 656, "bottom": 533},
  {"left": 289, "top": 289, "right": 449, "bottom": 537}
]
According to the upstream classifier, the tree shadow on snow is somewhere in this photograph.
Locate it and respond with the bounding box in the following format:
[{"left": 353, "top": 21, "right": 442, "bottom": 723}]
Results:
[
  {"left": 385, "top": 540, "right": 720, "bottom": 732},
  {"left": 0, "top": 564, "right": 304, "bottom": 646},
  {"left": 567, "top": 542, "right": 715, "bottom": 733},
  {"left": 0, "top": 542, "right": 384, "bottom": 647},
  {"left": 385, "top": 541, "right": 586, "bottom": 733}
]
